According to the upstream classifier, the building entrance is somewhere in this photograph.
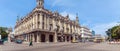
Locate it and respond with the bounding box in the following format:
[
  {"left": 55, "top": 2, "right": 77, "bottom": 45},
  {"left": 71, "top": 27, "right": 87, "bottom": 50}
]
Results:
[
  {"left": 49, "top": 35, "right": 53, "bottom": 42},
  {"left": 34, "top": 34, "right": 37, "bottom": 42},
  {"left": 41, "top": 34, "right": 45, "bottom": 42}
]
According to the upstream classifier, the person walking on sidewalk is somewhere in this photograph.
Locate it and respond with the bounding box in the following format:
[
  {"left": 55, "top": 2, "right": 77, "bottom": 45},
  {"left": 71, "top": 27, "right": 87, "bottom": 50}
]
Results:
[{"left": 29, "top": 40, "right": 33, "bottom": 46}]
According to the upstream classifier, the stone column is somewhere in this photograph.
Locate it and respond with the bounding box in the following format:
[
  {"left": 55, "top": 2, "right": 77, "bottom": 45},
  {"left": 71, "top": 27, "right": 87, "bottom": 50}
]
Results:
[
  {"left": 39, "top": 14, "right": 41, "bottom": 29},
  {"left": 40, "top": 13, "right": 43, "bottom": 29},
  {"left": 28, "top": 34, "right": 29, "bottom": 42},
  {"left": 44, "top": 15, "right": 47, "bottom": 30},
  {"left": 72, "top": 35, "right": 76, "bottom": 42},
  {"left": 24, "top": 35, "right": 27, "bottom": 42},
  {"left": 36, "top": 14, "right": 38, "bottom": 28},
  {"left": 30, "top": 34, "right": 32, "bottom": 41},
  {"left": 26, "top": 35, "right": 27, "bottom": 42},
  {"left": 37, "top": 33, "right": 40, "bottom": 43},
  {"left": 46, "top": 16, "right": 48, "bottom": 30},
  {"left": 69, "top": 36, "right": 71, "bottom": 42},
  {"left": 39, "top": 34, "right": 41, "bottom": 43},
  {"left": 53, "top": 18, "right": 55, "bottom": 30},
  {"left": 45, "top": 34, "right": 49, "bottom": 43},
  {"left": 28, "top": 34, "right": 29, "bottom": 41},
  {"left": 72, "top": 26, "right": 74, "bottom": 33},
  {"left": 47, "top": 16, "right": 49, "bottom": 30},
  {"left": 34, "top": 15, "right": 36, "bottom": 29},
  {"left": 68, "top": 24, "right": 70, "bottom": 33},
  {"left": 26, "top": 34, "right": 28, "bottom": 42},
  {"left": 33, "top": 15, "right": 35, "bottom": 29},
  {"left": 64, "top": 24, "right": 66, "bottom": 33},
  {"left": 65, "top": 36, "right": 67, "bottom": 42},
  {"left": 54, "top": 32, "right": 58, "bottom": 43}
]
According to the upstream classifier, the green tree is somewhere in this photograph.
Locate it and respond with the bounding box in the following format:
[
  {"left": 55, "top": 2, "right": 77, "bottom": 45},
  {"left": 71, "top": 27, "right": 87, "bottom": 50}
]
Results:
[
  {"left": 0, "top": 27, "right": 8, "bottom": 39},
  {"left": 106, "top": 25, "right": 120, "bottom": 40},
  {"left": 112, "top": 26, "right": 120, "bottom": 39},
  {"left": 106, "top": 29, "right": 112, "bottom": 40}
]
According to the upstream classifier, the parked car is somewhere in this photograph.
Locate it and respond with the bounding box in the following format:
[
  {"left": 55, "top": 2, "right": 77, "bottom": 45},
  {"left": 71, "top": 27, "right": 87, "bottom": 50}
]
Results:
[
  {"left": 0, "top": 39, "right": 4, "bottom": 45},
  {"left": 15, "top": 39, "right": 23, "bottom": 44},
  {"left": 78, "top": 40, "right": 82, "bottom": 42},
  {"left": 94, "top": 39, "right": 102, "bottom": 43},
  {"left": 71, "top": 40, "right": 79, "bottom": 43}
]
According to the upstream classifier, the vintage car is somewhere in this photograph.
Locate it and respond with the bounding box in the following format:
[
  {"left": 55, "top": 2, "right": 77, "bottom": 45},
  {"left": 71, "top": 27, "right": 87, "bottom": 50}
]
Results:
[
  {"left": 0, "top": 39, "right": 4, "bottom": 45},
  {"left": 15, "top": 39, "right": 23, "bottom": 44}
]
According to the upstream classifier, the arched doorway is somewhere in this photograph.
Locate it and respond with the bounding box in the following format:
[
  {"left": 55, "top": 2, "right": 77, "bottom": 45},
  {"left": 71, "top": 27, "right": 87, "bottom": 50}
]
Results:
[
  {"left": 49, "top": 35, "right": 53, "bottom": 42},
  {"left": 41, "top": 34, "right": 45, "bottom": 42},
  {"left": 67, "top": 36, "right": 69, "bottom": 42},
  {"left": 71, "top": 36, "right": 73, "bottom": 41}
]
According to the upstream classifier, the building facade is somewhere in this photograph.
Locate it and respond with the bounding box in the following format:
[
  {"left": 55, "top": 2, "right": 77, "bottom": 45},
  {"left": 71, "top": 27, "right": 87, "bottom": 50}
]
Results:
[
  {"left": 14, "top": 0, "right": 81, "bottom": 43},
  {"left": 80, "top": 26, "right": 92, "bottom": 41},
  {"left": 92, "top": 30, "right": 95, "bottom": 36}
]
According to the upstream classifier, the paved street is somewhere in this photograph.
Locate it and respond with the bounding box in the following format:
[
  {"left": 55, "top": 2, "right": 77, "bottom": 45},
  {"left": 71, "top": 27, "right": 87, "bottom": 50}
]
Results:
[{"left": 0, "top": 42, "right": 120, "bottom": 51}]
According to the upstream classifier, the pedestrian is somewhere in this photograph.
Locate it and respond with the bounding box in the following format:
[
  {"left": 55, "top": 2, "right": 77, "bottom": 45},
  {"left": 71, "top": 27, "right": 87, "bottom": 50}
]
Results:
[{"left": 29, "top": 40, "right": 33, "bottom": 46}]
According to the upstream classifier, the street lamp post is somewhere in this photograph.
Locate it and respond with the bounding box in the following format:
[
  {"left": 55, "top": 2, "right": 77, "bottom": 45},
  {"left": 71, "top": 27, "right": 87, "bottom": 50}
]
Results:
[
  {"left": 0, "top": 30, "right": 1, "bottom": 40},
  {"left": 54, "top": 25, "right": 58, "bottom": 43},
  {"left": 109, "top": 30, "right": 112, "bottom": 41},
  {"left": 60, "top": 27, "right": 64, "bottom": 42}
]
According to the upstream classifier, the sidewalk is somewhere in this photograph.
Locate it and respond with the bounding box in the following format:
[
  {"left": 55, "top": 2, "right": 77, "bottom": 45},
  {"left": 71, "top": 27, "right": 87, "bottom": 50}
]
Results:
[
  {"left": 86, "top": 42, "right": 120, "bottom": 51},
  {"left": 1, "top": 42, "right": 73, "bottom": 51},
  {"left": 1, "top": 42, "right": 94, "bottom": 51},
  {"left": 107, "top": 41, "right": 120, "bottom": 44}
]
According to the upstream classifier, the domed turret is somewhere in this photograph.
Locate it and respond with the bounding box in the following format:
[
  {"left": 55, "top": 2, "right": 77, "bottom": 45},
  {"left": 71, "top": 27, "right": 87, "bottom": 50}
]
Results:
[{"left": 36, "top": 0, "right": 44, "bottom": 8}]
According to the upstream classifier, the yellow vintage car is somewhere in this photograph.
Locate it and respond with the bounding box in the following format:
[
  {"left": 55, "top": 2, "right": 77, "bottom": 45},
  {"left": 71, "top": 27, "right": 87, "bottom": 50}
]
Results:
[
  {"left": 94, "top": 38, "right": 103, "bottom": 43},
  {"left": 71, "top": 38, "right": 79, "bottom": 43}
]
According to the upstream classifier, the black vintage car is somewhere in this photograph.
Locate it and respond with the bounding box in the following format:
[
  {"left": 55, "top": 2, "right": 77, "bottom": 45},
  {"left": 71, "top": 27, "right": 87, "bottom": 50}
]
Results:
[{"left": 0, "top": 39, "right": 4, "bottom": 45}]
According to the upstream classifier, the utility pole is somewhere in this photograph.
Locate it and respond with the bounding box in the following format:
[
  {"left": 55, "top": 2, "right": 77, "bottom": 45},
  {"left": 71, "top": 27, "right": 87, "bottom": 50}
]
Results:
[{"left": 109, "top": 29, "right": 112, "bottom": 41}]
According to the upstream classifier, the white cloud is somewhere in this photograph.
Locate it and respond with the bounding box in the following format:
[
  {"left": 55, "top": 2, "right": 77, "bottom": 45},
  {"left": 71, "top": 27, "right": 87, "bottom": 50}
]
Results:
[
  {"left": 51, "top": 0, "right": 75, "bottom": 7},
  {"left": 91, "top": 22, "right": 118, "bottom": 36},
  {"left": 81, "top": 21, "right": 92, "bottom": 27},
  {"left": 60, "top": 11, "right": 76, "bottom": 20},
  {"left": 52, "top": 0, "right": 62, "bottom": 7}
]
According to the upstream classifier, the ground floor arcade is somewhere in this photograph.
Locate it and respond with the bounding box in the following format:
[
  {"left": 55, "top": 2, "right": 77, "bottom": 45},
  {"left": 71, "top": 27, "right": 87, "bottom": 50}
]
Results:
[{"left": 14, "top": 31, "right": 79, "bottom": 43}]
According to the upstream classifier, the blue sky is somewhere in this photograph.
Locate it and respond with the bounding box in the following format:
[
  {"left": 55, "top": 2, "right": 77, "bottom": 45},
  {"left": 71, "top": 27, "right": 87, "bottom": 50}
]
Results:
[{"left": 0, "top": 0, "right": 120, "bottom": 36}]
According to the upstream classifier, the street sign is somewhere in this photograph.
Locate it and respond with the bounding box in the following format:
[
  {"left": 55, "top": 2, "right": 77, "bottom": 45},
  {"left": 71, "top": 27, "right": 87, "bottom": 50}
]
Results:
[{"left": 0, "top": 35, "right": 1, "bottom": 39}]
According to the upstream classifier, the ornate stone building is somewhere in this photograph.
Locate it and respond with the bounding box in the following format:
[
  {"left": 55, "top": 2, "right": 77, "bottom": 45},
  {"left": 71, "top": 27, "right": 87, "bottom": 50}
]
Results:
[{"left": 14, "top": 0, "right": 81, "bottom": 43}]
